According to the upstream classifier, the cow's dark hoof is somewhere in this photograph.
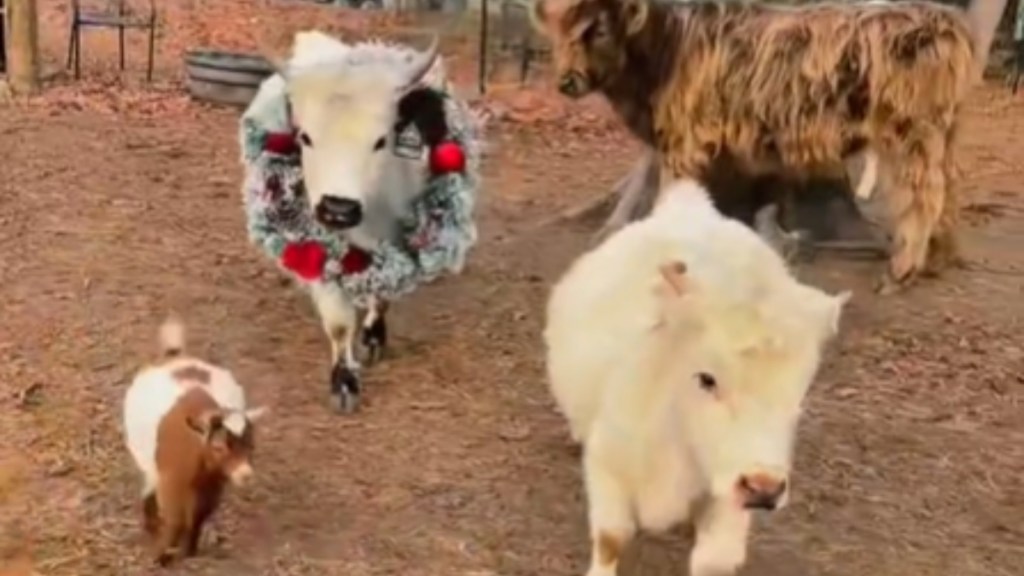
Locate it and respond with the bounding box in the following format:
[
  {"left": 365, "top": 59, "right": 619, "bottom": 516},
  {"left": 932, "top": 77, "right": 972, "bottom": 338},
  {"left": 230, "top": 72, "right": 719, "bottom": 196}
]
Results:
[
  {"left": 361, "top": 316, "right": 387, "bottom": 366},
  {"left": 329, "top": 363, "right": 361, "bottom": 414}
]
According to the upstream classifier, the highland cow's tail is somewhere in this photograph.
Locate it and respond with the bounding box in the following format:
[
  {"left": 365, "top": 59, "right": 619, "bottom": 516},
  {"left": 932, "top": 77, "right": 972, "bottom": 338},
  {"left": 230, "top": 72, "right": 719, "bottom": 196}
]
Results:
[
  {"left": 966, "top": 0, "right": 1010, "bottom": 82},
  {"left": 158, "top": 315, "right": 186, "bottom": 359}
]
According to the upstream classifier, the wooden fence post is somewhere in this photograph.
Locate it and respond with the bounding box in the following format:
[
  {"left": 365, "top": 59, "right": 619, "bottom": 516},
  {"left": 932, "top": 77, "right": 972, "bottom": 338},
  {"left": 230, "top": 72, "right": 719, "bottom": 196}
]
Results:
[{"left": 6, "top": 0, "right": 40, "bottom": 95}]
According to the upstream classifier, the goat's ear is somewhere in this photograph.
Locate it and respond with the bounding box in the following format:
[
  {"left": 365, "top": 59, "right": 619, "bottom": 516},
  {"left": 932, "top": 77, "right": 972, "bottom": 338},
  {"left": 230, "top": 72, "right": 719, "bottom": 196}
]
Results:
[
  {"left": 245, "top": 406, "right": 269, "bottom": 423},
  {"left": 186, "top": 409, "right": 224, "bottom": 442},
  {"left": 618, "top": 0, "right": 649, "bottom": 36},
  {"left": 531, "top": 0, "right": 551, "bottom": 30}
]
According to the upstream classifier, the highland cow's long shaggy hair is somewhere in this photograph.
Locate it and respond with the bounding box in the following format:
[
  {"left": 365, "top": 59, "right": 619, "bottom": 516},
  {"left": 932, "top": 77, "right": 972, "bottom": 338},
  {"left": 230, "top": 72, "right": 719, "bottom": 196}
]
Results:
[{"left": 533, "top": 0, "right": 1008, "bottom": 293}]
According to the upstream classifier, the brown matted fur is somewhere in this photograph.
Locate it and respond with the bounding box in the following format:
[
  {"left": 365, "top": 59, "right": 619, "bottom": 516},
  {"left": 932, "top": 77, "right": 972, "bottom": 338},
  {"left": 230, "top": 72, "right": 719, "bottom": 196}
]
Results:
[{"left": 533, "top": 0, "right": 1007, "bottom": 292}]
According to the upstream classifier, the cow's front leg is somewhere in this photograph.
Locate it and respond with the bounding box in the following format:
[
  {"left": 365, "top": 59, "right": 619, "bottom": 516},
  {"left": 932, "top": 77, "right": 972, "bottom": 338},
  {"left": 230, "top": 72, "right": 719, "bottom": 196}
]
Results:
[
  {"left": 309, "top": 282, "right": 361, "bottom": 413},
  {"left": 688, "top": 497, "right": 751, "bottom": 576},
  {"left": 582, "top": 446, "right": 636, "bottom": 576},
  {"left": 360, "top": 296, "right": 389, "bottom": 366}
]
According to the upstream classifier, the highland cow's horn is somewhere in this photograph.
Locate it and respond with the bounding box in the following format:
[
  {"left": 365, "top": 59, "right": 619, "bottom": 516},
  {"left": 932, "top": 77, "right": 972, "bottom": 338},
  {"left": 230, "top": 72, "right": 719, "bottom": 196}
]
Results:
[{"left": 404, "top": 33, "right": 440, "bottom": 89}]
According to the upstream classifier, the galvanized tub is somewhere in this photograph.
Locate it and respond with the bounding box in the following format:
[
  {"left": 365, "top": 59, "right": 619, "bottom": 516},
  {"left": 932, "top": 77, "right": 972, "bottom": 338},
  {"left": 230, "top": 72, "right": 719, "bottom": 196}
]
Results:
[{"left": 184, "top": 49, "right": 275, "bottom": 108}]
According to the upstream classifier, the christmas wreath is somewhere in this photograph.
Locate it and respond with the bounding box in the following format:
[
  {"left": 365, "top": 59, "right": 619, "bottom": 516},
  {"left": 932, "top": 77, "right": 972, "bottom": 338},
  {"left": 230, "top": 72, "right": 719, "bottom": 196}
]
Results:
[{"left": 239, "top": 69, "right": 481, "bottom": 309}]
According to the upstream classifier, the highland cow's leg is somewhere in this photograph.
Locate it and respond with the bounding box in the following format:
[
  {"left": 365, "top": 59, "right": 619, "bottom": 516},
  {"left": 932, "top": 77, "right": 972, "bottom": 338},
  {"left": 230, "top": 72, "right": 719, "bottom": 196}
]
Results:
[
  {"left": 593, "top": 152, "right": 660, "bottom": 245},
  {"left": 583, "top": 448, "right": 636, "bottom": 576},
  {"left": 689, "top": 498, "right": 752, "bottom": 576},
  {"left": 309, "top": 282, "right": 361, "bottom": 413},
  {"left": 925, "top": 130, "right": 965, "bottom": 275},
  {"left": 926, "top": 192, "right": 962, "bottom": 275},
  {"left": 876, "top": 139, "right": 946, "bottom": 294}
]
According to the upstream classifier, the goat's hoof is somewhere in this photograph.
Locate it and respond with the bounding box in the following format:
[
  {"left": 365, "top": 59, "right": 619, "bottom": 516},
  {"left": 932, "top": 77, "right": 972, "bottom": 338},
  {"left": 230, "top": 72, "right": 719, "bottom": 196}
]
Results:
[
  {"left": 361, "top": 317, "right": 388, "bottom": 366},
  {"left": 330, "top": 364, "right": 361, "bottom": 414},
  {"left": 155, "top": 551, "right": 176, "bottom": 567}
]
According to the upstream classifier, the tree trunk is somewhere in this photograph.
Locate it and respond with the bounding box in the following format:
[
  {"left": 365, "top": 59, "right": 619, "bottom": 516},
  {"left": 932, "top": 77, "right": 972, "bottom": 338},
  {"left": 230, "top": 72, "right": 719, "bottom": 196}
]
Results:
[{"left": 7, "top": 0, "right": 40, "bottom": 95}]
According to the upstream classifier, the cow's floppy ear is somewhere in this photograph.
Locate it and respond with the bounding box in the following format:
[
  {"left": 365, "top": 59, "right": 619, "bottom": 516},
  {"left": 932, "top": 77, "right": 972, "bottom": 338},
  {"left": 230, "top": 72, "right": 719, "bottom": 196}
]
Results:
[
  {"left": 396, "top": 88, "right": 448, "bottom": 147},
  {"left": 618, "top": 0, "right": 648, "bottom": 36}
]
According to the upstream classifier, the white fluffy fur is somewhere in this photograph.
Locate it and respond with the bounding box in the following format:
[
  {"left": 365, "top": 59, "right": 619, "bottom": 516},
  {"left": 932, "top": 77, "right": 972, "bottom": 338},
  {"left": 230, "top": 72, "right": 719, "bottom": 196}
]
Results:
[
  {"left": 544, "top": 179, "right": 850, "bottom": 576},
  {"left": 123, "top": 318, "right": 265, "bottom": 497}
]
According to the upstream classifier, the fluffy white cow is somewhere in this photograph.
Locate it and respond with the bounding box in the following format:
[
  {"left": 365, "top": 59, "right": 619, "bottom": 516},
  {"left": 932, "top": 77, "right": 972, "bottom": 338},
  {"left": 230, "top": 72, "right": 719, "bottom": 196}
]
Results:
[{"left": 544, "top": 178, "right": 850, "bottom": 576}]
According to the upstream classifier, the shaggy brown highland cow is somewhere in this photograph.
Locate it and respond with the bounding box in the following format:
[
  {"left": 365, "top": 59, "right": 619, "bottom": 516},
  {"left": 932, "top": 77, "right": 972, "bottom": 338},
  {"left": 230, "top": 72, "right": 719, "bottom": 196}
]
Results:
[{"left": 533, "top": 0, "right": 1008, "bottom": 293}]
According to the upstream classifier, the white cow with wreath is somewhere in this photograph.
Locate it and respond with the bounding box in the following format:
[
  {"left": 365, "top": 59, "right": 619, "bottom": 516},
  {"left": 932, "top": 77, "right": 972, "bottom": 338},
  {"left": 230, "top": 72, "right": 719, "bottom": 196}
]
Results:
[{"left": 240, "top": 31, "right": 481, "bottom": 413}]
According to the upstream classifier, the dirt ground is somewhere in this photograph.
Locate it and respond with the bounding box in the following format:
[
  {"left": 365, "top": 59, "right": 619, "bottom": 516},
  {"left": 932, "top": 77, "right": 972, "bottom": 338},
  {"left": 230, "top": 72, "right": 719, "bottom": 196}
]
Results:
[{"left": 2, "top": 3, "right": 1024, "bottom": 575}]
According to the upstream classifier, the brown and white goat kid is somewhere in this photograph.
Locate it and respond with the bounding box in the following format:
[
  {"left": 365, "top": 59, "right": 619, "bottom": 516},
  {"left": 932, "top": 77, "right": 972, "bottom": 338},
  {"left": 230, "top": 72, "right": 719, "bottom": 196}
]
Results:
[
  {"left": 545, "top": 179, "right": 849, "bottom": 576},
  {"left": 123, "top": 318, "right": 268, "bottom": 566}
]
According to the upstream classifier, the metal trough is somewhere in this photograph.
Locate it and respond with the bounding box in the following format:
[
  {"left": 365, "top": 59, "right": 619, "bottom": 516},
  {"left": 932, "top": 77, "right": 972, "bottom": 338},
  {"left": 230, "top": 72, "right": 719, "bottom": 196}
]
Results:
[{"left": 184, "top": 49, "right": 275, "bottom": 108}]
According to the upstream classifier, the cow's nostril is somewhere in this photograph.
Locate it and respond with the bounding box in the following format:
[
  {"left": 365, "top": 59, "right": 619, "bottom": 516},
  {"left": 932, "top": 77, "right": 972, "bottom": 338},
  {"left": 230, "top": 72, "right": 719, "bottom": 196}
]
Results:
[{"left": 316, "top": 196, "right": 363, "bottom": 229}]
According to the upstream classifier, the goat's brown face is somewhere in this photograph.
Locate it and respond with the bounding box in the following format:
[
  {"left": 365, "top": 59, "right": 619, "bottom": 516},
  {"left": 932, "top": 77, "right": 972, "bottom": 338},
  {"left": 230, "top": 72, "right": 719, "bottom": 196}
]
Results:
[
  {"left": 532, "top": 0, "right": 649, "bottom": 98},
  {"left": 188, "top": 407, "right": 267, "bottom": 487}
]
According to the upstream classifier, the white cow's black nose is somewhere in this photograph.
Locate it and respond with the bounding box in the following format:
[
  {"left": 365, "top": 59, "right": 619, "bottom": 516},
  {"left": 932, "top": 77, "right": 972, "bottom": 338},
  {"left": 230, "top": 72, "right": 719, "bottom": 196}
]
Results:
[{"left": 316, "top": 196, "right": 363, "bottom": 229}]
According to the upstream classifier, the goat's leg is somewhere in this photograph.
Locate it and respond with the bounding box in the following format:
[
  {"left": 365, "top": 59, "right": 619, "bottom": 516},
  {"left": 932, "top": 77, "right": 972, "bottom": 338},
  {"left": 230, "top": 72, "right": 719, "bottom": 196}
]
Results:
[
  {"left": 154, "top": 480, "right": 186, "bottom": 566},
  {"left": 360, "top": 295, "right": 389, "bottom": 366},
  {"left": 309, "top": 282, "right": 362, "bottom": 413},
  {"left": 142, "top": 490, "right": 159, "bottom": 537},
  {"left": 184, "top": 486, "right": 221, "bottom": 557}
]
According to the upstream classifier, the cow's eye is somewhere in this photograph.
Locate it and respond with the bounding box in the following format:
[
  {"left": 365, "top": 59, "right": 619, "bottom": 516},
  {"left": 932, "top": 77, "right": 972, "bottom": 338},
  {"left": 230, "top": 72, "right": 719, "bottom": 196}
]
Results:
[
  {"left": 298, "top": 132, "right": 313, "bottom": 147},
  {"left": 697, "top": 372, "right": 717, "bottom": 392},
  {"left": 373, "top": 136, "right": 387, "bottom": 152}
]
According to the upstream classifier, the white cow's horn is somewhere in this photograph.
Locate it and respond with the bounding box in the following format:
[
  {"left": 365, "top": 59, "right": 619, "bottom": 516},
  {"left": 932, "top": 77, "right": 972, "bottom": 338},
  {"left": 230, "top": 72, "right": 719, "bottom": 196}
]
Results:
[{"left": 404, "top": 33, "right": 440, "bottom": 89}]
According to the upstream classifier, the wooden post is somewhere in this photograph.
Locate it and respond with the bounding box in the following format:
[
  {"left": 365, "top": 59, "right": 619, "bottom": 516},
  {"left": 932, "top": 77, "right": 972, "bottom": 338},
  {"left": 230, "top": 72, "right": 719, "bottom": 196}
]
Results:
[{"left": 6, "top": 0, "right": 40, "bottom": 95}]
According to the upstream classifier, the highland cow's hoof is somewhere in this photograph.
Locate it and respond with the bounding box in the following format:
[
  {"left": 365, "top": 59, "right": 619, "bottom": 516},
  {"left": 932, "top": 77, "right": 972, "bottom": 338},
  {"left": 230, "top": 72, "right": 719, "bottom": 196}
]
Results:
[
  {"left": 361, "top": 316, "right": 387, "bottom": 366},
  {"left": 329, "top": 363, "right": 361, "bottom": 414},
  {"left": 874, "top": 273, "right": 911, "bottom": 295}
]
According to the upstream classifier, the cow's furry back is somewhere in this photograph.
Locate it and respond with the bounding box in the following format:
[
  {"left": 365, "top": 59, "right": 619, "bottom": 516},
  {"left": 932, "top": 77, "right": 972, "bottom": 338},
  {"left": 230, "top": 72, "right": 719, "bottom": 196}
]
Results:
[{"left": 656, "top": 1, "right": 974, "bottom": 170}]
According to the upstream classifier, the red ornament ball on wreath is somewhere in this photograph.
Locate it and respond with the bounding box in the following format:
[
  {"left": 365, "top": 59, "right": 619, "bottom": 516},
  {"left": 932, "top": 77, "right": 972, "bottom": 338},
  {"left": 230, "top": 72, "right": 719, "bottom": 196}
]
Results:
[
  {"left": 340, "top": 247, "right": 372, "bottom": 275},
  {"left": 429, "top": 141, "right": 466, "bottom": 174},
  {"left": 281, "top": 241, "right": 327, "bottom": 281},
  {"left": 264, "top": 131, "right": 299, "bottom": 156}
]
